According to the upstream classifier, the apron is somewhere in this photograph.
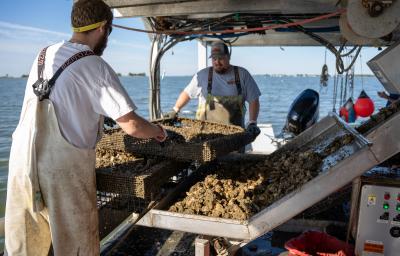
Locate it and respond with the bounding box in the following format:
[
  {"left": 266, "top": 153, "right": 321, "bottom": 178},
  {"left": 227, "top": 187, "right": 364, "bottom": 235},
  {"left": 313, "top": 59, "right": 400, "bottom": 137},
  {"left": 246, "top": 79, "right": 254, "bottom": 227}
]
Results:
[
  {"left": 196, "top": 66, "right": 245, "bottom": 127},
  {"left": 5, "top": 48, "right": 102, "bottom": 255}
]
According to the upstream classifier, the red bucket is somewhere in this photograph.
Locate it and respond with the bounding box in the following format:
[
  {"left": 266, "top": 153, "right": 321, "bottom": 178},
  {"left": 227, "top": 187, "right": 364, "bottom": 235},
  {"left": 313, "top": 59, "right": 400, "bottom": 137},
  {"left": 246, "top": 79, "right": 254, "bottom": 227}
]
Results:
[{"left": 284, "top": 231, "right": 355, "bottom": 256}]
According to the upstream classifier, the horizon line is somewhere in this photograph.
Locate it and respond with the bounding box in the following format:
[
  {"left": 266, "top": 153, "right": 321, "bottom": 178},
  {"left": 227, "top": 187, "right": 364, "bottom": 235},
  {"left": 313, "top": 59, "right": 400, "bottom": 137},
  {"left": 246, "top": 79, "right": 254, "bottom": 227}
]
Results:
[{"left": 1, "top": 73, "right": 376, "bottom": 78}]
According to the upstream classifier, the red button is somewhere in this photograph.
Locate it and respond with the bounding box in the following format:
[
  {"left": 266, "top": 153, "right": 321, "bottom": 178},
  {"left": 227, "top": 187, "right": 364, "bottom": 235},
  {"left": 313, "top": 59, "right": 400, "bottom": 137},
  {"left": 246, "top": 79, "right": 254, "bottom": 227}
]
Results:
[{"left": 384, "top": 193, "right": 391, "bottom": 200}]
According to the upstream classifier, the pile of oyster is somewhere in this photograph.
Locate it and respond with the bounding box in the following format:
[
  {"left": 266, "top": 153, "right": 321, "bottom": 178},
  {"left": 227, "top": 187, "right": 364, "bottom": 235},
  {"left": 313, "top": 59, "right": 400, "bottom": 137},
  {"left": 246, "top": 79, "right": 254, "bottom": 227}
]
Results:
[
  {"left": 99, "top": 119, "right": 243, "bottom": 146},
  {"left": 169, "top": 134, "right": 354, "bottom": 220},
  {"left": 160, "top": 119, "right": 243, "bottom": 144},
  {"left": 96, "top": 148, "right": 141, "bottom": 169}
]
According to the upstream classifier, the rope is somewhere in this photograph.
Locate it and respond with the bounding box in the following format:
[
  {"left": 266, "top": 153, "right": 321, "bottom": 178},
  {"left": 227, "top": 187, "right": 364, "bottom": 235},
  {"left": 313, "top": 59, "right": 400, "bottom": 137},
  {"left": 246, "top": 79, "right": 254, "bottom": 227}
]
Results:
[
  {"left": 335, "top": 44, "right": 362, "bottom": 75},
  {"left": 349, "top": 65, "right": 355, "bottom": 99},
  {"left": 320, "top": 47, "right": 329, "bottom": 91},
  {"left": 333, "top": 71, "right": 338, "bottom": 112},
  {"left": 344, "top": 70, "right": 348, "bottom": 101},
  {"left": 340, "top": 74, "right": 345, "bottom": 106},
  {"left": 360, "top": 51, "right": 364, "bottom": 90}
]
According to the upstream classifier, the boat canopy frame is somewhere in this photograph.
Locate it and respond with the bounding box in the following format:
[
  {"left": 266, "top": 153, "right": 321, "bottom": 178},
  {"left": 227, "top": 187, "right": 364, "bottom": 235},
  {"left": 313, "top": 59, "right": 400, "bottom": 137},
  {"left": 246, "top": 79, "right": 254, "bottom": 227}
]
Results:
[{"left": 103, "top": 0, "right": 396, "bottom": 119}]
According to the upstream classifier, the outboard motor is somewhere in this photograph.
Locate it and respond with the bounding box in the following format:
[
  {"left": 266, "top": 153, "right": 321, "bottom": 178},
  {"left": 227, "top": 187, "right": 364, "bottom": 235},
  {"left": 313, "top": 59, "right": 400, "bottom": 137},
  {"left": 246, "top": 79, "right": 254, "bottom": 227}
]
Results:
[{"left": 283, "top": 89, "right": 319, "bottom": 136}]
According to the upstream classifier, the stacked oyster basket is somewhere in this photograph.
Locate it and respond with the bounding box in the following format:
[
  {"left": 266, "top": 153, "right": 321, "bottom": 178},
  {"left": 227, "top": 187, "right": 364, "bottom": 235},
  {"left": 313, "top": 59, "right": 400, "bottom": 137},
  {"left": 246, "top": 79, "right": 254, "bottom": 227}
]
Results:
[
  {"left": 96, "top": 117, "right": 257, "bottom": 238},
  {"left": 95, "top": 148, "right": 185, "bottom": 238},
  {"left": 97, "top": 117, "right": 257, "bottom": 162}
]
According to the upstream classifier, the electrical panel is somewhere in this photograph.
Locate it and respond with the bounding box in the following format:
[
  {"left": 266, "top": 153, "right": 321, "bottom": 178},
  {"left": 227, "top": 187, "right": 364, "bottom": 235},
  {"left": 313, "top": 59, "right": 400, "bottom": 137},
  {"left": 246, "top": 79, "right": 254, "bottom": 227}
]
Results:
[
  {"left": 356, "top": 184, "right": 400, "bottom": 256},
  {"left": 368, "top": 40, "right": 400, "bottom": 94}
]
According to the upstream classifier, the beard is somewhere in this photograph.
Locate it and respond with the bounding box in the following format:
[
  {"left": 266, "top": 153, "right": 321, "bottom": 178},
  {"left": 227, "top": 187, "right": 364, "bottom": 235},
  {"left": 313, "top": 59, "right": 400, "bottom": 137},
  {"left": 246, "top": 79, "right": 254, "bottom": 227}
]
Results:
[
  {"left": 214, "top": 65, "right": 229, "bottom": 74},
  {"left": 93, "top": 33, "right": 108, "bottom": 56}
]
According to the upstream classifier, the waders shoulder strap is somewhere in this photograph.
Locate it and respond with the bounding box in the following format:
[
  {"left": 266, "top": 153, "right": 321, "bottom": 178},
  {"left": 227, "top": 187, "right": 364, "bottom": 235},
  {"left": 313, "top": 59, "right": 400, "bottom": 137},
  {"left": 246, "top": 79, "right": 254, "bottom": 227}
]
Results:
[
  {"left": 207, "top": 66, "right": 242, "bottom": 95},
  {"left": 32, "top": 47, "right": 95, "bottom": 101},
  {"left": 233, "top": 66, "right": 242, "bottom": 95},
  {"left": 207, "top": 67, "right": 213, "bottom": 94},
  {"left": 37, "top": 47, "right": 49, "bottom": 81}
]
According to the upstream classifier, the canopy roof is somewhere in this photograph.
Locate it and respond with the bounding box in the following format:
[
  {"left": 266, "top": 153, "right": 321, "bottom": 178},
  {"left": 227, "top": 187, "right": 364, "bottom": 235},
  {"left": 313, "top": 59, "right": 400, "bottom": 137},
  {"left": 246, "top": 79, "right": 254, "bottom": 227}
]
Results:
[{"left": 103, "top": 0, "right": 398, "bottom": 46}]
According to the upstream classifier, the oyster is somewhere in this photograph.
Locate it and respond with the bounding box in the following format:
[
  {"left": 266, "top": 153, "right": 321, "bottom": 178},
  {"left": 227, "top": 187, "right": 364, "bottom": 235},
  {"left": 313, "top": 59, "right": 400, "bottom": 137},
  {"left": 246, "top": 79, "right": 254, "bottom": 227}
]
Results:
[{"left": 169, "top": 134, "right": 355, "bottom": 220}]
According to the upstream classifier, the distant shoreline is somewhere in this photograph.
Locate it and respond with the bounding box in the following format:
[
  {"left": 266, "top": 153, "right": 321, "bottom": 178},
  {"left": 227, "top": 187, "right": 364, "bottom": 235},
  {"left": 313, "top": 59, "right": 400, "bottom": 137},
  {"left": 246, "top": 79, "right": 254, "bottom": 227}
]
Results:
[
  {"left": 127, "top": 72, "right": 146, "bottom": 77},
  {"left": 1, "top": 74, "right": 376, "bottom": 79}
]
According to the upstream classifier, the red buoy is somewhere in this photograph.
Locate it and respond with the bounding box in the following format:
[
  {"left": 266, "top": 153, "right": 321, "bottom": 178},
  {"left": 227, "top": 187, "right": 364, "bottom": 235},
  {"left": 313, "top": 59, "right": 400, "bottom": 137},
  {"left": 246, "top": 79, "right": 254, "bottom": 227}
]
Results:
[
  {"left": 354, "top": 90, "right": 375, "bottom": 117},
  {"left": 339, "top": 106, "right": 349, "bottom": 122}
]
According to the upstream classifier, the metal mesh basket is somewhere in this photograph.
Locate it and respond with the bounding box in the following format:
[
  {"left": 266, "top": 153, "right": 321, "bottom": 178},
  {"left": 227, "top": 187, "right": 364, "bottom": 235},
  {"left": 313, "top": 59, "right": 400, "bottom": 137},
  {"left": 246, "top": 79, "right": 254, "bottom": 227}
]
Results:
[
  {"left": 96, "top": 160, "right": 182, "bottom": 199},
  {"left": 97, "top": 192, "right": 149, "bottom": 239},
  {"left": 95, "top": 141, "right": 187, "bottom": 238},
  {"left": 96, "top": 118, "right": 256, "bottom": 162}
]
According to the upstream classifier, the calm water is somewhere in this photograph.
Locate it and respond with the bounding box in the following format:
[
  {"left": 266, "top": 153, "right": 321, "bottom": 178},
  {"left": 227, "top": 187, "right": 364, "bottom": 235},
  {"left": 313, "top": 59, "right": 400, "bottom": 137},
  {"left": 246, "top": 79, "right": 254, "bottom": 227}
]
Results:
[{"left": 0, "top": 75, "right": 387, "bottom": 220}]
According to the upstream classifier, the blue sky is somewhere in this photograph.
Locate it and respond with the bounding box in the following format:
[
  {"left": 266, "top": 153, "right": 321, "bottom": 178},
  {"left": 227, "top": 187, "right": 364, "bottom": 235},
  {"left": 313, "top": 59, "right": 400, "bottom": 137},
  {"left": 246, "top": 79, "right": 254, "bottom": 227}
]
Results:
[{"left": 0, "top": 0, "right": 381, "bottom": 77}]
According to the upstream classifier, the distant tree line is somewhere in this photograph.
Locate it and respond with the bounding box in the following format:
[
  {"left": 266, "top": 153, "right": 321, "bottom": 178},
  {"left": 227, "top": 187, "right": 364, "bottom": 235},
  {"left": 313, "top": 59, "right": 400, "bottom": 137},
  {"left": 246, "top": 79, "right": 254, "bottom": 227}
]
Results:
[
  {"left": 114, "top": 72, "right": 146, "bottom": 77},
  {"left": 128, "top": 72, "right": 146, "bottom": 77}
]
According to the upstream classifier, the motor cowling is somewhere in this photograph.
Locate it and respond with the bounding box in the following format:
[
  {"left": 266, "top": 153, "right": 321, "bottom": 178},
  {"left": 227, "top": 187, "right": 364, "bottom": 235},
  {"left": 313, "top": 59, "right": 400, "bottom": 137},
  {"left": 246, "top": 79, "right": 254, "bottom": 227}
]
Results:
[{"left": 284, "top": 89, "right": 319, "bottom": 135}]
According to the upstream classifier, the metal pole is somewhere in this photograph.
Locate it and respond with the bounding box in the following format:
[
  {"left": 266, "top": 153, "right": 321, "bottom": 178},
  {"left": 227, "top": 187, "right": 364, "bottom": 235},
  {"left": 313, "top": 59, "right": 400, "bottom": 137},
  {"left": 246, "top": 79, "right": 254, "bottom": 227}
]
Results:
[
  {"left": 197, "top": 40, "right": 208, "bottom": 71},
  {"left": 149, "top": 36, "right": 161, "bottom": 120}
]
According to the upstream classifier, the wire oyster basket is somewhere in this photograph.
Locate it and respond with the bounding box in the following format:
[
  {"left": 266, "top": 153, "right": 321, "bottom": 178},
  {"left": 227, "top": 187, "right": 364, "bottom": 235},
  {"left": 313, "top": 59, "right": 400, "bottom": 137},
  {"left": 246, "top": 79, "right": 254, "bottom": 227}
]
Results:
[
  {"left": 95, "top": 147, "right": 187, "bottom": 239},
  {"left": 97, "top": 117, "right": 257, "bottom": 162}
]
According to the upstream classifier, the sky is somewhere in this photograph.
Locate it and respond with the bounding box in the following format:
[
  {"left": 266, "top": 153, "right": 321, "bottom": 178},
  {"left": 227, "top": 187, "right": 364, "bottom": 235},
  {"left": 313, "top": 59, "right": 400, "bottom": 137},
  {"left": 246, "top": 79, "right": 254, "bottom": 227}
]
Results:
[{"left": 0, "top": 0, "right": 383, "bottom": 77}]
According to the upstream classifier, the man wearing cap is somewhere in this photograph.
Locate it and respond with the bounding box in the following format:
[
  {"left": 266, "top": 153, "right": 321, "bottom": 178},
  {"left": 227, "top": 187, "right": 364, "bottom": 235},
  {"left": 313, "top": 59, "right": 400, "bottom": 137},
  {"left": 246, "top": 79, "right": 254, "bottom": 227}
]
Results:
[
  {"left": 4, "top": 0, "right": 167, "bottom": 255},
  {"left": 168, "top": 42, "right": 261, "bottom": 131}
]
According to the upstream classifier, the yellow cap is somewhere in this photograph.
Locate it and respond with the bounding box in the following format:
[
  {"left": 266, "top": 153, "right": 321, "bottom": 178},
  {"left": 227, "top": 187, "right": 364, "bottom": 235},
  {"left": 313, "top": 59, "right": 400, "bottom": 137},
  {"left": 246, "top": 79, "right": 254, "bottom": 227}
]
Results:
[{"left": 72, "top": 20, "right": 107, "bottom": 33}]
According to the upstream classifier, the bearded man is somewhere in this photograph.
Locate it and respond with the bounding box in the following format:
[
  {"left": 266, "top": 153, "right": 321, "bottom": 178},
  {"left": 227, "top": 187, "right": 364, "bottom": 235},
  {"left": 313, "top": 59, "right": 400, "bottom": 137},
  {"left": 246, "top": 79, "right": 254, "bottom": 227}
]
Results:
[
  {"left": 5, "top": 0, "right": 166, "bottom": 255},
  {"left": 168, "top": 41, "right": 261, "bottom": 129}
]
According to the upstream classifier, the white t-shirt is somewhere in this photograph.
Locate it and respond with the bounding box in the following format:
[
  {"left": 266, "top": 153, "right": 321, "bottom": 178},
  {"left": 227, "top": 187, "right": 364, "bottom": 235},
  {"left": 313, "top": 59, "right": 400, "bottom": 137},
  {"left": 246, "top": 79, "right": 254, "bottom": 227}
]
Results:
[
  {"left": 23, "top": 41, "right": 136, "bottom": 149},
  {"left": 184, "top": 66, "right": 261, "bottom": 105}
]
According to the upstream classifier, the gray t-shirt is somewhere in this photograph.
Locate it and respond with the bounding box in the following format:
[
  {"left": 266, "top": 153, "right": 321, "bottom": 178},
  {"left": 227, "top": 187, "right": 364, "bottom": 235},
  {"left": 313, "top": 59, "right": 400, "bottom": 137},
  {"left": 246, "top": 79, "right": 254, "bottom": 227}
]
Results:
[{"left": 184, "top": 66, "right": 261, "bottom": 105}]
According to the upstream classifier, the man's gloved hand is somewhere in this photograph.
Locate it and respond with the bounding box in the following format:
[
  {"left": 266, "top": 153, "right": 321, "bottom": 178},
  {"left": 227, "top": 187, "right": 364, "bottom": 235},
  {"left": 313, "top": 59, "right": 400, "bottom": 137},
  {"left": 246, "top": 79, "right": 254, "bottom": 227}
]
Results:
[
  {"left": 162, "top": 107, "right": 179, "bottom": 120},
  {"left": 163, "top": 110, "right": 177, "bottom": 120},
  {"left": 246, "top": 122, "right": 260, "bottom": 137}
]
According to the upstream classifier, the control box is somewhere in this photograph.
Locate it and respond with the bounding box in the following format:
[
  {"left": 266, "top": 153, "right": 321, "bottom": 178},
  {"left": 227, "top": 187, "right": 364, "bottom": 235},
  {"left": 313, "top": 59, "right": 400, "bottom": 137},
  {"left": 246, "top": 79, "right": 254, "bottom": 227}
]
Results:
[
  {"left": 368, "top": 40, "right": 400, "bottom": 94},
  {"left": 355, "top": 184, "right": 400, "bottom": 256}
]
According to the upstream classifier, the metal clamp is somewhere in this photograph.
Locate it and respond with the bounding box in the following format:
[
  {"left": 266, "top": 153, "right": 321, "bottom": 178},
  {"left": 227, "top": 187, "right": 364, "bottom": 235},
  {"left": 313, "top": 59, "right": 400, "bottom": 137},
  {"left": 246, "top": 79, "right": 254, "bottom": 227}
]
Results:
[{"left": 32, "top": 79, "right": 51, "bottom": 101}]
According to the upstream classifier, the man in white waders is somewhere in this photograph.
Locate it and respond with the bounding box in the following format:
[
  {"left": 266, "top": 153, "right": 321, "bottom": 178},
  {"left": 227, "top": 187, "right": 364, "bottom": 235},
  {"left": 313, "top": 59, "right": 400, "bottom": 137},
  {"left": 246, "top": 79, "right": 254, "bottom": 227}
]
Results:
[
  {"left": 168, "top": 41, "right": 261, "bottom": 133},
  {"left": 5, "top": 0, "right": 167, "bottom": 255}
]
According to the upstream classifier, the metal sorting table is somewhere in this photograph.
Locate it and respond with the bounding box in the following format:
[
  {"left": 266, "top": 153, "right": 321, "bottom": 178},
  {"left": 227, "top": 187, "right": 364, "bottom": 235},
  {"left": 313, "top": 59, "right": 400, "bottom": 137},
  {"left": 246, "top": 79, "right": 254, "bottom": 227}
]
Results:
[{"left": 102, "top": 111, "right": 400, "bottom": 245}]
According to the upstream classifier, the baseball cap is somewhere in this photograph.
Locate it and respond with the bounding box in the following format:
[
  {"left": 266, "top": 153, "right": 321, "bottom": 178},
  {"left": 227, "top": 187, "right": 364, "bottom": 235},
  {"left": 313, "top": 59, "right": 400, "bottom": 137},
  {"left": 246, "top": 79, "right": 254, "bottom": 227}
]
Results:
[{"left": 209, "top": 42, "right": 230, "bottom": 58}]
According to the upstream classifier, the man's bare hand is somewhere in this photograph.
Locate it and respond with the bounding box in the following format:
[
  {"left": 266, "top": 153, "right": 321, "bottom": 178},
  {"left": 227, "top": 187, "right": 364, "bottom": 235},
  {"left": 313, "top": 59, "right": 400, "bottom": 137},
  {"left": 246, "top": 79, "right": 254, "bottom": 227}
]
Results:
[{"left": 155, "top": 124, "right": 167, "bottom": 142}]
